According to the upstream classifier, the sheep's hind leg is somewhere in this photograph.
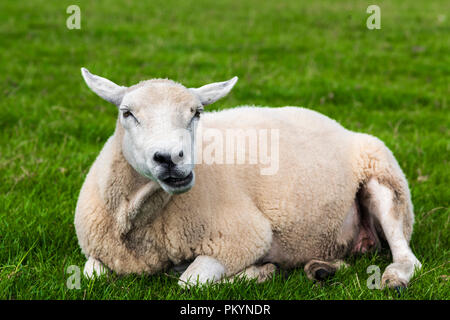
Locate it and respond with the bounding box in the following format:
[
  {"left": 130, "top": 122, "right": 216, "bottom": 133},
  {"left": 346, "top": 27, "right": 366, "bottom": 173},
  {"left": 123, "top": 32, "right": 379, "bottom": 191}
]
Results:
[
  {"left": 304, "top": 259, "right": 349, "bottom": 281},
  {"left": 83, "top": 256, "right": 108, "bottom": 278},
  {"left": 178, "top": 260, "right": 277, "bottom": 287},
  {"left": 178, "top": 256, "right": 226, "bottom": 288},
  {"left": 231, "top": 263, "right": 278, "bottom": 283},
  {"left": 362, "top": 178, "right": 421, "bottom": 289}
]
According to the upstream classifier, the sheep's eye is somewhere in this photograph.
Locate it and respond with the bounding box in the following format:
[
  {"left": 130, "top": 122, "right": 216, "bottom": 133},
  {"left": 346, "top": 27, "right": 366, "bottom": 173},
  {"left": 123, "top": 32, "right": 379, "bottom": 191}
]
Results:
[
  {"left": 123, "top": 111, "right": 132, "bottom": 118},
  {"left": 193, "top": 107, "right": 203, "bottom": 118}
]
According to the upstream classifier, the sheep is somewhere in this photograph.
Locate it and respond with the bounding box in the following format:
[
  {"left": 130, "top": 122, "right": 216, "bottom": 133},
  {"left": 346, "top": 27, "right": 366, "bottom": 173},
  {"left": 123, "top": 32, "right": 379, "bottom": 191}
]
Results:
[{"left": 75, "top": 68, "right": 422, "bottom": 289}]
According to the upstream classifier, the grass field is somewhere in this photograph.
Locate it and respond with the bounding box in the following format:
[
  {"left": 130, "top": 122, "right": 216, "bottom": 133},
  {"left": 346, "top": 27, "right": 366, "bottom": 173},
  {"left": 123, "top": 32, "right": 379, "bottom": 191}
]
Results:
[{"left": 0, "top": 0, "right": 448, "bottom": 300}]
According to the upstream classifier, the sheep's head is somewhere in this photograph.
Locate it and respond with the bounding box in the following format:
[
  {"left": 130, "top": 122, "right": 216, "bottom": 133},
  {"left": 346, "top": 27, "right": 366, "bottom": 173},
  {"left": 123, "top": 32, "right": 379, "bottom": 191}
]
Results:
[{"left": 81, "top": 68, "right": 237, "bottom": 194}]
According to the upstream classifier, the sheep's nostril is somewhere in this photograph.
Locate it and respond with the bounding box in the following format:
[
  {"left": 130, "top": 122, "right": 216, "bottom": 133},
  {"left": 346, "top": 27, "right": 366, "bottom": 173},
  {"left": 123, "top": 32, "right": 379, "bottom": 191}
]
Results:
[
  {"left": 153, "top": 152, "right": 163, "bottom": 163},
  {"left": 153, "top": 152, "right": 175, "bottom": 167}
]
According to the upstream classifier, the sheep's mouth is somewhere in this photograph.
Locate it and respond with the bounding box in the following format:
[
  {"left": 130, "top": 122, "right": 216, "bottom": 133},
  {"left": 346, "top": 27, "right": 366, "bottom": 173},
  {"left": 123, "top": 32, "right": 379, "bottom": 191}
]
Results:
[{"left": 161, "top": 172, "right": 193, "bottom": 188}]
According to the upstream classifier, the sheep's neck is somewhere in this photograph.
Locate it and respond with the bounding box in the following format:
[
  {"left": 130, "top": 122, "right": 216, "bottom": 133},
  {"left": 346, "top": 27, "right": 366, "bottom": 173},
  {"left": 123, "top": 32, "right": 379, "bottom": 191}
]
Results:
[{"left": 106, "top": 122, "right": 172, "bottom": 227}]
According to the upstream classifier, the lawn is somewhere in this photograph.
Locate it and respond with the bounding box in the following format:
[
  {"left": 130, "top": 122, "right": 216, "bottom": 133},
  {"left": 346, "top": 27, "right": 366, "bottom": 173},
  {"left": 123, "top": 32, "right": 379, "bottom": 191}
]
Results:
[{"left": 0, "top": 0, "right": 448, "bottom": 299}]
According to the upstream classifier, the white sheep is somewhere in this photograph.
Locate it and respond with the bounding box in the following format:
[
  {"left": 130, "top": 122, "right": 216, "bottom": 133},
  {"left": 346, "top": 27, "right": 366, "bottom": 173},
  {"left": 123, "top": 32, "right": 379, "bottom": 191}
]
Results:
[{"left": 75, "top": 68, "right": 421, "bottom": 288}]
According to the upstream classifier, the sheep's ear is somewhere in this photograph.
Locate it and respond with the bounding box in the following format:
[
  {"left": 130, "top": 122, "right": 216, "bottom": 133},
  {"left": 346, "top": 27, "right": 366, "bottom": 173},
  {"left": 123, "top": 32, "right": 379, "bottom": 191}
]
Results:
[
  {"left": 81, "top": 68, "right": 127, "bottom": 106},
  {"left": 189, "top": 76, "right": 238, "bottom": 106}
]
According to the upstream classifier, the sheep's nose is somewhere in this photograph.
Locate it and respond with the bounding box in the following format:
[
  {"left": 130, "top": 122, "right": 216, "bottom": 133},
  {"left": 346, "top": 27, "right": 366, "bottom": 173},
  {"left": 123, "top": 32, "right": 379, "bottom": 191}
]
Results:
[
  {"left": 153, "top": 152, "right": 175, "bottom": 168},
  {"left": 153, "top": 150, "right": 184, "bottom": 168}
]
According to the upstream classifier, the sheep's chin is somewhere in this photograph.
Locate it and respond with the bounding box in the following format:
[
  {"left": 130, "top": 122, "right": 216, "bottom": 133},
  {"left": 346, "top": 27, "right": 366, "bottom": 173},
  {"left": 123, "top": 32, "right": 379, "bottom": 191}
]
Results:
[{"left": 158, "top": 173, "right": 195, "bottom": 195}]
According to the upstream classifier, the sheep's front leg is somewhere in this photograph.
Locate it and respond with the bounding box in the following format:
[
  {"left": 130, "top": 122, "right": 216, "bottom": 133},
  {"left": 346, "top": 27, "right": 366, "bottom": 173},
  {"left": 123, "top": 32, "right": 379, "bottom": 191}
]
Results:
[
  {"left": 117, "top": 182, "right": 160, "bottom": 236},
  {"left": 178, "top": 209, "right": 273, "bottom": 288},
  {"left": 83, "top": 256, "right": 108, "bottom": 278},
  {"left": 178, "top": 256, "right": 226, "bottom": 288}
]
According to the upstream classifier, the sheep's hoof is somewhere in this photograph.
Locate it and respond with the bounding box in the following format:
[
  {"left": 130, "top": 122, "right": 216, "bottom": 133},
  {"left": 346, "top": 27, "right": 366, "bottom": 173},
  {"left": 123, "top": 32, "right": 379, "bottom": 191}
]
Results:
[
  {"left": 381, "top": 272, "right": 408, "bottom": 290},
  {"left": 83, "top": 257, "right": 108, "bottom": 279},
  {"left": 315, "top": 268, "right": 334, "bottom": 281},
  {"left": 178, "top": 256, "right": 226, "bottom": 288},
  {"left": 304, "top": 260, "right": 337, "bottom": 282}
]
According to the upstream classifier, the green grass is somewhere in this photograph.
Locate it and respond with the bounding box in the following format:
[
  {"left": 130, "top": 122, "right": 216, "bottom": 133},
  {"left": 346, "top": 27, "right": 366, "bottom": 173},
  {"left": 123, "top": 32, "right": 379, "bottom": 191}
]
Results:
[{"left": 0, "top": 0, "right": 449, "bottom": 299}]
